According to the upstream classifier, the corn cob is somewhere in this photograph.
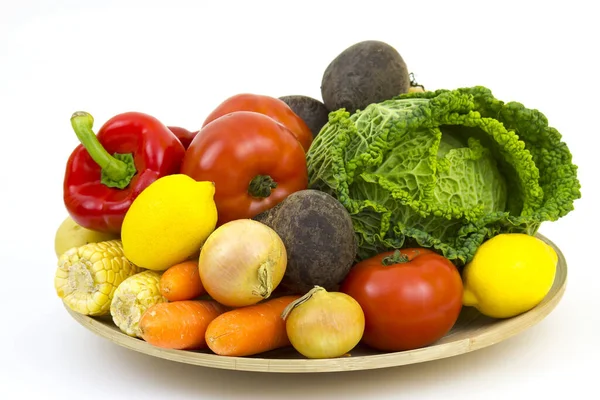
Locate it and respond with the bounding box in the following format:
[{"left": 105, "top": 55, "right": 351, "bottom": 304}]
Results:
[
  {"left": 54, "top": 240, "right": 142, "bottom": 316},
  {"left": 110, "top": 270, "right": 167, "bottom": 337}
]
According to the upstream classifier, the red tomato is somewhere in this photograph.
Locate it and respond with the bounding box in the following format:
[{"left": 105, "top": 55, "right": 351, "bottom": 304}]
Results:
[
  {"left": 167, "top": 126, "right": 198, "bottom": 149},
  {"left": 181, "top": 111, "right": 308, "bottom": 226},
  {"left": 339, "top": 248, "right": 463, "bottom": 352},
  {"left": 202, "top": 93, "right": 313, "bottom": 152}
]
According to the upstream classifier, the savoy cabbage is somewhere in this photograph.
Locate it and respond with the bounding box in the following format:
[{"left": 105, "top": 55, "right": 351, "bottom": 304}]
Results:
[{"left": 306, "top": 86, "right": 581, "bottom": 265}]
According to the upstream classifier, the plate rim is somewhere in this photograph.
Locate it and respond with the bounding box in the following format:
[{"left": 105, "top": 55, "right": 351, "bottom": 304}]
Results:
[{"left": 64, "top": 232, "right": 568, "bottom": 373}]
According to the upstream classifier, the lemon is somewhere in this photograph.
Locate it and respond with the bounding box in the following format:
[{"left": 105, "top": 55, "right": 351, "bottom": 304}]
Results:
[
  {"left": 462, "top": 233, "right": 558, "bottom": 319},
  {"left": 121, "top": 174, "right": 218, "bottom": 271}
]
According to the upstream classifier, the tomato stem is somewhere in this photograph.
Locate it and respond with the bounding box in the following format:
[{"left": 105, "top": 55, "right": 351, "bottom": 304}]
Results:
[
  {"left": 248, "top": 175, "right": 277, "bottom": 198},
  {"left": 381, "top": 250, "right": 410, "bottom": 266}
]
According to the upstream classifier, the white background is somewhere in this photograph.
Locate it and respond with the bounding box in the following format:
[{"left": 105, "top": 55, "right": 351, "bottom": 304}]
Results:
[{"left": 1, "top": 1, "right": 598, "bottom": 399}]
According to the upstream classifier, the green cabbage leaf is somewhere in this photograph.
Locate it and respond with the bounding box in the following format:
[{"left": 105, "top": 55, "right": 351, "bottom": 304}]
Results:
[{"left": 306, "top": 86, "right": 581, "bottom": 265}]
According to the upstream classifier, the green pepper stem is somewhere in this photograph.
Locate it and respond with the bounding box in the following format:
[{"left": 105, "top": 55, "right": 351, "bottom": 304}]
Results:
[
  {"left": 248, "top": 175, "right": 277, "bottom": 198},
  {"left": 70, "top": 111, "right": 137, "bottom": 189}
]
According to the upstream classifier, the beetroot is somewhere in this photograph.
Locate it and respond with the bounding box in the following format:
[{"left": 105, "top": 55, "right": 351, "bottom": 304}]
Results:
[{"left": 254, "top": 190, "right": 357, "bottom": 294}]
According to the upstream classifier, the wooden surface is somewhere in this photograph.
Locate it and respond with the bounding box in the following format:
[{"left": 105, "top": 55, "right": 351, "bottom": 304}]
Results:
[{"left": 65, "top": 233, "right": 568, "bottom": 373}]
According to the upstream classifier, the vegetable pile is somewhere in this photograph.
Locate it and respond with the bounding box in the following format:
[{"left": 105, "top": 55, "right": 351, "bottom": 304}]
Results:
[{"left": 53, "top": 39, "right": 581, "bottom": 360}]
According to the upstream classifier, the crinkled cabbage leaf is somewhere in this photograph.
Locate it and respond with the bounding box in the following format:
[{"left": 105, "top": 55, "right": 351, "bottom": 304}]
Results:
[{"left": 306, "top": 86, "right": 581, "bottom": 265}]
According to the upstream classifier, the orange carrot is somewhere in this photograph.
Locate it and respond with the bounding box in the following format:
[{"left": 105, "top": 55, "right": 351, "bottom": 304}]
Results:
[
  {"left": 159, "top": 260, "right": 206, "bottom": 302},
  {"left": 205, "top": 295, "right": 300, "bottom": 356},
  {"left": 139, "top": 300, "right": 228, "bottom": 350}
]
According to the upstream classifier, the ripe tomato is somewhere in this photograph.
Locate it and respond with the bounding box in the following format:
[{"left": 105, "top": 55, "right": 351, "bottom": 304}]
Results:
[
  {"left": 181, "top": 111, "right": 308, "bottom": 226},
  {"left": 167, "top": 126, "right": 198, "bottom": 149},
  {"left": 339, "top": 248, "right": 463, "bottom": 352},
  {"left": 202, "top": 93, "right": 313, "bottom": 152}
]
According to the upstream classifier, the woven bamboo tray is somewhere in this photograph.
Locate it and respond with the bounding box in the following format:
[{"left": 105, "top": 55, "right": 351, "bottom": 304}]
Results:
[{"left": 65, "top": 232, "right": 567, "bottom": 373}]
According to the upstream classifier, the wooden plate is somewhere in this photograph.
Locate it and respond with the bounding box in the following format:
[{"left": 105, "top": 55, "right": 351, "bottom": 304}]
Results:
[{"left": 65, "top": 233, "right": 567, "bottom": 373}]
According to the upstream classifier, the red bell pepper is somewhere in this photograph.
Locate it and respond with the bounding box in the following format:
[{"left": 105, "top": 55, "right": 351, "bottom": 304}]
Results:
[{"left": 64, "top": 111, "right": 186, "bottom": 234}]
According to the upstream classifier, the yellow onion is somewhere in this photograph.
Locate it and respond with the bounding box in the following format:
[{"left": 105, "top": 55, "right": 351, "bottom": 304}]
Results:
[
  {"left": 199, "top": 219, "right": 287, "bottom": 307},
  {"left": 282, "top": 286, "right": 365, "bottom": 359}
]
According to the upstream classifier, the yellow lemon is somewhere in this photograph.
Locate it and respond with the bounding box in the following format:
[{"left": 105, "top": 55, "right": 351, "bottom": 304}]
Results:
[
  {"left": 462, "top": 233, "right": 558, "bottom": 319},
  {"left": 121, "top": 174, "right": 218, "bottom": 271}
]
